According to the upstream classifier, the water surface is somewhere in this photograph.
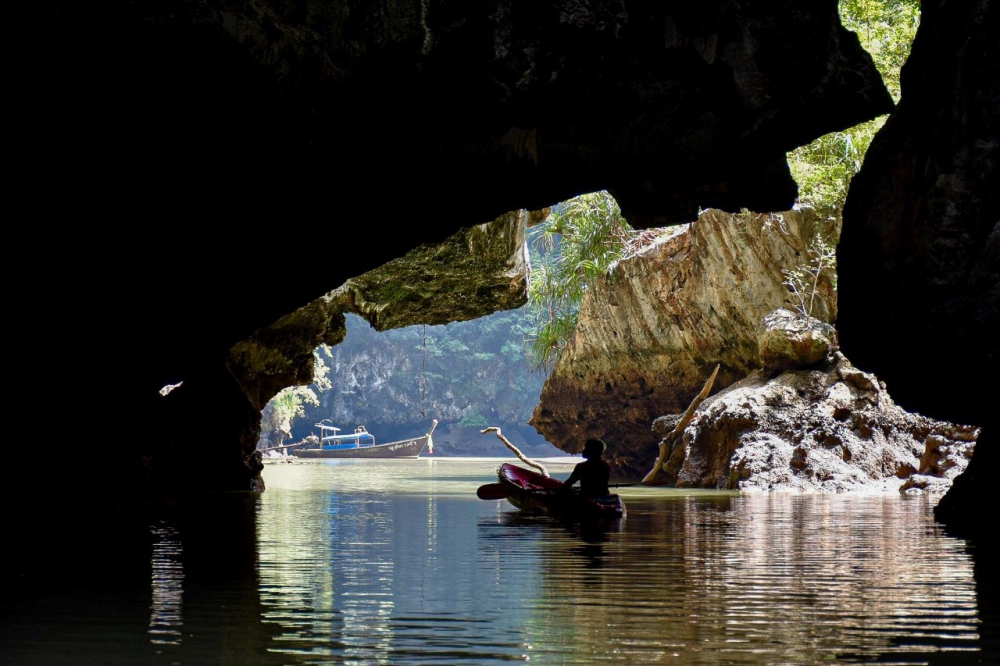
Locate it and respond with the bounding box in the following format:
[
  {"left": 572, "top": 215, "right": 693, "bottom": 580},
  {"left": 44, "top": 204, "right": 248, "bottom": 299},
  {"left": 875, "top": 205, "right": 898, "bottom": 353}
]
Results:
[{"left": 2, "top": 458, "right": 988, "bottom": 664}]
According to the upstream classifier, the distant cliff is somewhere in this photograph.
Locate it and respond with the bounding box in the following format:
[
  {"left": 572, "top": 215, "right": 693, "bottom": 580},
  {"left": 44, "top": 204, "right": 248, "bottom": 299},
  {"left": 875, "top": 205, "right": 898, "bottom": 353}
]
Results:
[{"left": 291, "top": 313, "right": 560, "bottom": 457}]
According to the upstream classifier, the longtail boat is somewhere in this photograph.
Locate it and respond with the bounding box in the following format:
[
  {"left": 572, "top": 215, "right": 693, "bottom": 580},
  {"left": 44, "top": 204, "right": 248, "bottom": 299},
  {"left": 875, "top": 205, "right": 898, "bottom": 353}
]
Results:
[{"left": 286, "top": 419, "right": 437, "bottom": 459}]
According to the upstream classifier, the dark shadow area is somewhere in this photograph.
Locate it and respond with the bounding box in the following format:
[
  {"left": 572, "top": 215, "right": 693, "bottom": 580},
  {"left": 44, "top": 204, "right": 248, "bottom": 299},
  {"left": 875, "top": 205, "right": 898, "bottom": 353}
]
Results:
[{"left": 2, "top": 492, "right": 271, "bottom": 664}]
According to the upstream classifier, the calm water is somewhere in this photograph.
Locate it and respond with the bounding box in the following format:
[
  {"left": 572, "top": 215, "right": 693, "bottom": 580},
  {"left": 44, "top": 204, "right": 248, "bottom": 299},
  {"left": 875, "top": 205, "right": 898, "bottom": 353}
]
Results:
[{"left": 2, "top": 458, "right": 993, "bottom": 664}]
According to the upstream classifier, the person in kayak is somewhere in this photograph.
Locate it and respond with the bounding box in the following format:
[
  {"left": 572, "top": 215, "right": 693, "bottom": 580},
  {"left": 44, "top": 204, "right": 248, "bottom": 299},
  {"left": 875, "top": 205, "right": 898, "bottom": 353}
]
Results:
[{"left": 562, "top": 438, "right": 612, "bottom": 498}]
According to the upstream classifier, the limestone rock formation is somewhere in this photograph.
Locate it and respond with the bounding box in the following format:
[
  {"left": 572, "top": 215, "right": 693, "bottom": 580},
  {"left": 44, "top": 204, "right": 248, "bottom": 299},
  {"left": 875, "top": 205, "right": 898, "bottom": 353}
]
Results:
[
  {"left": 328, "top": 208, "right": 539, "bottom": 332},
  {"left": 230, "top": 207, "right": 538, "bottom": 413},
  {"left": 656, "top": 350, "right": 978, "bottom": 494},
  {"left": 531, "top": 207, "right": 838, "bottom": 478},
  {"left": 20, "top": 2, "right": 897, "bottom": 502}
]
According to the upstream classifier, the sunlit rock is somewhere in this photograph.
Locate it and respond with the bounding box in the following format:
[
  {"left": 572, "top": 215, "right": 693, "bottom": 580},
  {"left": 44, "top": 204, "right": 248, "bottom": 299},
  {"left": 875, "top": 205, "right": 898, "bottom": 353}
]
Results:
[
  {"left": 531, "top": 206, "right": 838, "bottom": 477},
  {"left": 657, "top": 352, "right": 979, "bottom": 493},
  {"left": 758, "top": 309, "right": 838, "bottom": 372}
]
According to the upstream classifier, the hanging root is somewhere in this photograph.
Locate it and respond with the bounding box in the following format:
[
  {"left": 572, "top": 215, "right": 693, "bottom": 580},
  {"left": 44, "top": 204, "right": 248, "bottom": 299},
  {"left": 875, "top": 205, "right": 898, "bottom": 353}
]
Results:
[
  {"left": 642, "top": 364, "right": 720, "bottom": 485},
  {"left": 481, "top": 426, "right": 549, "bottom": 477}
]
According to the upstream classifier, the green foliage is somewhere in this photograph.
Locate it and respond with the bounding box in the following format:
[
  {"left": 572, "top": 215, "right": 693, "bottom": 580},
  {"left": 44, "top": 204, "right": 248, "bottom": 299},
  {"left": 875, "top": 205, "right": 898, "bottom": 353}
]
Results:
[
  {"left": 260, "top": 385, "right": 319, "bottom": 445},
  {"left": 458, "top": 412, "right": 489, "bottom": 428},
  {"left": 526, "top": 190, "right": 640, "bottom": 372},
  {"left": 787, "top": 0, "right": 919, "bottom": 217},
  {"left": 782, "top": 233, "right": 838, "bottom": 317},
  {"left": 258, "top": 347, "right": 331, "bottom": 447},
  {"left": 312, "top": 346, "right": 333, "bottom": 393},
  {"left": 841, "top": 0, "right": 920, "bottom": 103}
]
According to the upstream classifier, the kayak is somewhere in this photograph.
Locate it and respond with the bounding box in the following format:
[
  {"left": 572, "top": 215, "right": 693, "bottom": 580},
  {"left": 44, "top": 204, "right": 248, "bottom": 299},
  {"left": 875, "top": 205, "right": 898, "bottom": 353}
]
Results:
[{"left": 477, "top": 462, "right": 625, "bottom": 519}]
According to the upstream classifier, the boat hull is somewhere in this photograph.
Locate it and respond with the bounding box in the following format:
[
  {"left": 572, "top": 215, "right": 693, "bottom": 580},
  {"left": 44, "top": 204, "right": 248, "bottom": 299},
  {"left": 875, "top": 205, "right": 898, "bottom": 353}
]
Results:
[
  {"left": 293, "top": 435, "right": 429, "bottom": 459},
  {"left": 496, "top": 463, "right": 625, "bottom": 519}
]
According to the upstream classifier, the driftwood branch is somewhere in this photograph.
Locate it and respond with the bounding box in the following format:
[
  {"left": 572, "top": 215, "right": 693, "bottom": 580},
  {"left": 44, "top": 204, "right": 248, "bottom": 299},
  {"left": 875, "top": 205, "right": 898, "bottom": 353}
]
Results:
[
  {"left": 481, "top": 426, "right": 549, "bottom": 477},
  {"left": 258, "top": 439, "right": 311, "bottom": 453},
  {"left": 641, "top": 364, "right": 720, "bottom": 485}
]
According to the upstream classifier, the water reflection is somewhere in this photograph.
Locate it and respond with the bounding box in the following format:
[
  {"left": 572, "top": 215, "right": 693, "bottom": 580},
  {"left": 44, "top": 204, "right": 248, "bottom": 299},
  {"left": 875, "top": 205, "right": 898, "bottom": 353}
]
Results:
[
  {"left": 475, "top": 490, "right": 982, "bottom": 663},
  {"left": 255, "top": 461, "right": 984, "bottom": 663},
  {"left": 258, "top": 468, "right": 535, "bottom": 662},
  {"left": 148, "top": 520, "right": 184, "bottom": 645},
  {"left": 1, "top": 459, "right": 993, "bottom": 664}
]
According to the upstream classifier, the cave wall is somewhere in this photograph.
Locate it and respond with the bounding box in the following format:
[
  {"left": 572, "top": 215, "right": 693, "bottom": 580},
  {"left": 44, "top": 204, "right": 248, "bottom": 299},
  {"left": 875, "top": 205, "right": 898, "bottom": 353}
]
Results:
[
  {"left": 839, "top": 0, "right": 997, "bottom": 428},
  {"left": 18, "top": 1, "right": 894, "bottom": 503},
  {"left": 837, "top": 0, "right": 998, "bottom": 537},
  {"left": 15, "top": 1, "right": 995, "bottom": 539}
]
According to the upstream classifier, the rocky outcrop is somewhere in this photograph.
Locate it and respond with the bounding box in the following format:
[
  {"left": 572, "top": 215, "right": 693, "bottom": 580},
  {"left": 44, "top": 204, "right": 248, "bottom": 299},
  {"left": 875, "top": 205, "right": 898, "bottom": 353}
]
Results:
[
  {"left": 758, "top": 308, "right": 839, "bottom": 373},
  {"left": 533, "top": 203, "right": 981, "bottom": 494},
  {"left": 328, "top": 208, "right": 540, "bottom": 332},
  {"left": 531, "top": 207, "right": 838, "bottom": 478},
  {"left": 656, "top": 348, "right": 978, "bottom": 494}
]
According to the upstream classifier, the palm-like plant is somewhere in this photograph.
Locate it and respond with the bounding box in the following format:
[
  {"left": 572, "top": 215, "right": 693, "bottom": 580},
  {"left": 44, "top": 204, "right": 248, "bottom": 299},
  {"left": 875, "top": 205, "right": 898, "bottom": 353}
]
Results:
[{"left": 526, "top": 191, "right": 642, "bottom": 372}]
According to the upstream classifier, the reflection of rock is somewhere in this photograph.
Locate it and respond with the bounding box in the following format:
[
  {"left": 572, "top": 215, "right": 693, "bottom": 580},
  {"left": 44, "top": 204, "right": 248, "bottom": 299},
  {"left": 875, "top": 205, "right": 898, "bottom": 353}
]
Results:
[{"left": 657, "top": 350, "right": 978, "bottom": 494}]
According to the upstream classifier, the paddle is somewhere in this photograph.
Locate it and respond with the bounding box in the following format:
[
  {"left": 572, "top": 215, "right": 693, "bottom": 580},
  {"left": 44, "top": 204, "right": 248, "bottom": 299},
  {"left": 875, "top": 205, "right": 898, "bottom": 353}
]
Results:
[{"left": 476, "top": 483, "right": 510, "bottom": 500}]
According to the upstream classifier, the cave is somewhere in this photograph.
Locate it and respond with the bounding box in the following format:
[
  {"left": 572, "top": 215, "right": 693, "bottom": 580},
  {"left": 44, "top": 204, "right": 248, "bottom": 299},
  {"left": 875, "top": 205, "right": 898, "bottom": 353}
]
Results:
[{"left": 10, "top": 0, "right": 996, "bottom": 654}]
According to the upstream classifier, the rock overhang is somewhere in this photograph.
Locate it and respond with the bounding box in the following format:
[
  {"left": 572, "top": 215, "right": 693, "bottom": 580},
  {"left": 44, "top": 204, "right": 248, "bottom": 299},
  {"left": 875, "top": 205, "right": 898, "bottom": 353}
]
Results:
[{"left": 19, "top": 1, "right": 922, "bottom": 501}]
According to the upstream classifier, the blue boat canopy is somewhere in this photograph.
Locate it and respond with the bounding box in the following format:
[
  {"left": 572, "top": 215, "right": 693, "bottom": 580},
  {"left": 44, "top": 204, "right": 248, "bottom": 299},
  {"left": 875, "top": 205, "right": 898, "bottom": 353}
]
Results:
[{"left": 314, "top": 421, "right": 376, "bottom": 449}]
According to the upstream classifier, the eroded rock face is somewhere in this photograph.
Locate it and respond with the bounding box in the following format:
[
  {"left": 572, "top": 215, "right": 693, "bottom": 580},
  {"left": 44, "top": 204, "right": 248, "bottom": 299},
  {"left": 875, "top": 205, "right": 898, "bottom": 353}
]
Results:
[
  {"left": 328, "top": 209, "right": 539, "bottom": 333},
  {"left": 230, "top": 208, "right": 537, "bottom": 410},
  {"left": 531, "top": 207, "right": 838, "bottom": 478},
  {"left": 657, "top": 351, "right": 978, "bottom": 493}
]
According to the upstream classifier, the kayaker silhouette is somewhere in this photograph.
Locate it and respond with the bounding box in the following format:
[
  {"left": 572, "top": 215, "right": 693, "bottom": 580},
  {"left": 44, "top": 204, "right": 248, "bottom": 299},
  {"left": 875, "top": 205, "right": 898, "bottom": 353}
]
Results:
[{"left": 562, "top": 438, "right": 612, "bottom": 498}]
